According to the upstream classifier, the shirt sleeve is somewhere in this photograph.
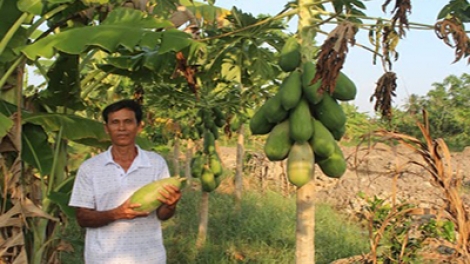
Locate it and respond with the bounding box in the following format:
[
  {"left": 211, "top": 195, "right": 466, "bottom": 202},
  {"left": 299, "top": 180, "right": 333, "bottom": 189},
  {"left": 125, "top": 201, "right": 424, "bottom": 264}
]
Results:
[
  {"left": 68, "top": 164, "right": 96, "bottom": 209},
  {"left": 157, "top": 155, "right": 171, "bottom": 181}
]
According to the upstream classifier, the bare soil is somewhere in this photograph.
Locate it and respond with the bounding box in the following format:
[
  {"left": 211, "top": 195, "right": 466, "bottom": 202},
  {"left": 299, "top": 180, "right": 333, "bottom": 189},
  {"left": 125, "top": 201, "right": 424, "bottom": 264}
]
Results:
[{"left": 216, "top": 143, "right": 470, "bottom": 215}]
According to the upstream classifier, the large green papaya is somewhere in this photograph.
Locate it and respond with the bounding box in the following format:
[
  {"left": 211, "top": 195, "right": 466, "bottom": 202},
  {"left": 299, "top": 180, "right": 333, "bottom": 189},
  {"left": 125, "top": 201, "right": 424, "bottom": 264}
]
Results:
[
  {"left": 264, "top": 120, "right": 292, "bottom": 161},
  {"left": 279, "top": 70, "right": 302, "bottom": 110},
  {"left": 317, "top": 144, "right": 347, "bottom": 178},
  {"left": 309, "top": 119, "right": 336, "bottom": 158},
  {"left": 332, "top": 72, "right": 357, "bottom": 101},
  {"left": 302, "top": 62, "right": 323, "bottom": 105},
  {"left": 130, "top": 177, "right": 184, "bottom": 212},
  {"left": 313, "top": 94, "right": 346, "bottom": 132},
  {"left": 287, "top": 142, "right": 314, "bottom": 187},
  {"left": 289, "top": 99, "right": 314, "bottom": 143},
  {"left": 264, "top": 93, "right": 288, "bottom": 124},
  {"left": 279, "top": 37, "right": 301, "bottom": 72},
  {"left": 249, "top": 105, "right": 275, "bottom": 135}
]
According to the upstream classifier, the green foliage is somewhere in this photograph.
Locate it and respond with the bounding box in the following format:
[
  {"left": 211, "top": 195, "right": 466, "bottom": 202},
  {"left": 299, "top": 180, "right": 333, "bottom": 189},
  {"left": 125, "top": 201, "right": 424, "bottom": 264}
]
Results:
[
  {"left": 359, "top": 193, "right": 457, "bottom": 263},
  {"left": 392, "top": 73, "right": 470, "bottom": 151}
]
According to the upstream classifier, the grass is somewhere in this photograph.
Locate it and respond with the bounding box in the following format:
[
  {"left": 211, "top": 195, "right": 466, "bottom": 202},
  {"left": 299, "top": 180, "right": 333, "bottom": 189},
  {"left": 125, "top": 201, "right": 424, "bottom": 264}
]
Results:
[
  {"left": 165, "top": 187, "right": 368, "bottom": 264},
  {"left": 60, "top": 183, "right": 369, "bottom": 263}
]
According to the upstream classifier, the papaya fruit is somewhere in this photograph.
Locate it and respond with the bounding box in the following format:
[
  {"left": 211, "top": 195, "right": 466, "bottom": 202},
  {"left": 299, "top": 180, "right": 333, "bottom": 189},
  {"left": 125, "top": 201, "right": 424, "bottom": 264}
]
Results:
[
  {"left": 287, "top": 142, "right": 314, "bottom": 187},
  {"left": 190, "top": 151, "right": 204, "bottom": 178},
  {"left": 249, "top": 105, "right": 275, "bottom": 135},
  {"left": 279, "top": 70, "right": 302, "bottom": 110},
  {"left": 332, "top": 72, "right": 357, "bottom": 101},
  {"left": 203, "top": 130, "right": 216, "bottom": 154},
  {"left": 204, "top": 117, "right": 216, "bottom": 131},
  {"left": 330, "top": 125, "right": 346, "bottom": 141},
  {"left": 309, "top": 119, "right": 336, "bottom": 158},
  {"left": 209, "top": 124, "right": 219, "bottom": 140},
  {"left": 289, "top": 99, "right": 314, "bottom": 143},
  {"left": 264, "top": 120, "right": 292, "bottom": 161},
  {"left": 313, "top": 93, "right": 346, "bottom": 132},
  {"left": 212, "top": 107, "right": 225, "bottom": 127},
  {"left": 230, "top": 114, "right": 242, "bottom": 132},
  {"left": 317, "top": 144, "right": 347, "bottom": 178},
  {"left": 264, "top": 93, "right": 288, "bottom": 124},
  {"left": 129, "top": 177, "right": 184, "bottom": 212},
  {"left": 195, "top": 124, "right": 204, "bottom": 137},
  {"left": 279, "top": 37, "right": 301, "bottom": 72},
  {"left": 302, "top": 62, "right": 323, "bottom": 105},
  {"left": 209, "top": 152, "right": 223, "bottom": 177},
  {"left": 200, "top": 166, "right": 217, "bottom": 192}
]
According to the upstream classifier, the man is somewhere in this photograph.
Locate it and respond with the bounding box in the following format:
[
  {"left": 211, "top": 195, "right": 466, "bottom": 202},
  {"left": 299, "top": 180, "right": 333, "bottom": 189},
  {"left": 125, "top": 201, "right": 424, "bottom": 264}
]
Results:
[{"left": 69, "top": 99, "right": 181, "bottom": 264}]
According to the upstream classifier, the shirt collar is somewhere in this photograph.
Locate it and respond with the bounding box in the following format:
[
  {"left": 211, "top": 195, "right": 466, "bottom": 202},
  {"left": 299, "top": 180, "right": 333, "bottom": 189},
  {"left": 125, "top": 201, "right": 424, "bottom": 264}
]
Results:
[{"left": 104, "top": 145, "right": 151, "bottom": 167}]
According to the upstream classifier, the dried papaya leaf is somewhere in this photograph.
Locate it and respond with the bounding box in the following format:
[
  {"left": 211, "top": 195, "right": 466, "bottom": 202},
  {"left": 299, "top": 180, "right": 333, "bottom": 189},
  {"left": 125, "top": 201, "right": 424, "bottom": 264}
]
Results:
[
  {"left": 382, "top": 25, "right": 400, "bottom": 70},
  {"left": 369, "top": 71, "right": 397, "bottom": 120},
  {"left": 382, "top": 0, "right": 411, "bottom": 37},
  {"left": 434, "top": 18, "right": 470, "bottom": 63},
  {"left": 313, "top": 21, "right": 357, "bottom": 95},
  {"left": 170, "top": 5, "right": 199, "bottom": 29}
]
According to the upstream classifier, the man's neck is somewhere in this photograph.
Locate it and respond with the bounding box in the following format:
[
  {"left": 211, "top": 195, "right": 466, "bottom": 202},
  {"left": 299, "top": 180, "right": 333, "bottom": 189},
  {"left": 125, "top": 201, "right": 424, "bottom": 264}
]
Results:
[{"left": 111, "top": 145, "right": 137, "bottom": 162}]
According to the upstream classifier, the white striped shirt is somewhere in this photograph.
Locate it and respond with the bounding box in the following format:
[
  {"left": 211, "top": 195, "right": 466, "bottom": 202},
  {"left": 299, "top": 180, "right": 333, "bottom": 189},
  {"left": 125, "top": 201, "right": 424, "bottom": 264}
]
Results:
[{"left": 69, "top": 146, "right": 170, "bottom": 264}]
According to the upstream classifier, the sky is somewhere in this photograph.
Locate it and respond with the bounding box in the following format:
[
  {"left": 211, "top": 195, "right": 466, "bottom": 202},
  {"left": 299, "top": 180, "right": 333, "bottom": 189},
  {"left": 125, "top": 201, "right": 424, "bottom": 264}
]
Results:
[{"left": 215, "top": 0, "right": 470, "bottom": 114}]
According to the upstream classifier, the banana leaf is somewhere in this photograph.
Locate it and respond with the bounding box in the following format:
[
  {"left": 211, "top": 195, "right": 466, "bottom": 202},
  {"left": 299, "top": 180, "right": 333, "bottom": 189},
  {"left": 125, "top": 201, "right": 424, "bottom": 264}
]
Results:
[
  {"left": 19, "top": 8, "right": 192, "bottom": 60},
  {"left": 0, "top": 112, "right": 13, "bottom": 138}
]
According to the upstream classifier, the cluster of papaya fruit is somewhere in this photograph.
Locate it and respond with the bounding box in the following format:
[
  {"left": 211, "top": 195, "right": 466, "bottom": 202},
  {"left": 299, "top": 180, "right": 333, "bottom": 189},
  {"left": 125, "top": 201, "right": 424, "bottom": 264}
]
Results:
[
  {"left": 249, "top": 37, "right": 357, "bottom": 187},
  {"left": 181, "top": 106, "right": 225, "bottom": 140},
  {"left": 190, "top": 107, "right": 225, "bottom": 192}
]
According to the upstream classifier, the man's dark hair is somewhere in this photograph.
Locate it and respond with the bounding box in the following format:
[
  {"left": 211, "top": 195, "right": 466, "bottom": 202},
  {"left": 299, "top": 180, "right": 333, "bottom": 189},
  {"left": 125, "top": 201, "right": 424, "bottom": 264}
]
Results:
[{"left": 102, "top": 99, "right": 143, "bottom": 124}]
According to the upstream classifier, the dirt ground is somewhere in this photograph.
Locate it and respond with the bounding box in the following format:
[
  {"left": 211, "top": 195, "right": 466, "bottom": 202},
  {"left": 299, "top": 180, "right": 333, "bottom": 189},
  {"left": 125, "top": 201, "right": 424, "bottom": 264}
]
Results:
[{"left": 216, "top": 143, "right": 470, "bottom": 216}]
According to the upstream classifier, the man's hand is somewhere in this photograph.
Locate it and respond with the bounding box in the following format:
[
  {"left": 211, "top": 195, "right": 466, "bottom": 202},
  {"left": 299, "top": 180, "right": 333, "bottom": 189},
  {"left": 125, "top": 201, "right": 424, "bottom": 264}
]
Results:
[
  {"left": 115, "top": 199, "right": 150, "bottom": 219},
  {"left": 75, "top": 200, "right": 149, "bottom": 228},
  {"left": 156, "top": 184, "right": 182, "bottom": 220},
  {"left": 157, "top": 184, "right": 182, "bottom": 208}
]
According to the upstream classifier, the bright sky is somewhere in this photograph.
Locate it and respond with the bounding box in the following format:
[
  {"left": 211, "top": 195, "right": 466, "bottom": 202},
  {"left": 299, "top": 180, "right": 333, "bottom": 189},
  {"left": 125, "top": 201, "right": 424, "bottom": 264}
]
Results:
[{"left": 215, "top": 0, "right": 469, "bottom": 114}]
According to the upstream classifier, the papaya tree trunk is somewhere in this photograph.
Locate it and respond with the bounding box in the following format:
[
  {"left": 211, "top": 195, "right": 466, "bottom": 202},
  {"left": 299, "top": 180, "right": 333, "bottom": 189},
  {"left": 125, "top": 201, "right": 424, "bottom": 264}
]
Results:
[
  {"left": 184, "top": 139, "right": 193, "bottom": 185},
  {"left": 173, "top": 136, "right": 180, "bottom": 176},
  {"left": 234, "top": 124, "right": 244, "bottom": 211},
  {"left": 196, "top": 192, "right": 209, "bottom": 249},
  {"left": 296, "top": 0, "right": 317, "bottom": 263},
  {"left": 296, "top": 181, "right": 315, "bottom": 262}
]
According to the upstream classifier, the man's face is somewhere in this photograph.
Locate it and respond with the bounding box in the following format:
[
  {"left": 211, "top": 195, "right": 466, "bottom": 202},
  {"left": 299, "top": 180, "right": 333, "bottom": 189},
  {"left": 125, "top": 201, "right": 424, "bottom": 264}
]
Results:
[{"left": 104, "top": 108, "right": 142, "bottom": 147}]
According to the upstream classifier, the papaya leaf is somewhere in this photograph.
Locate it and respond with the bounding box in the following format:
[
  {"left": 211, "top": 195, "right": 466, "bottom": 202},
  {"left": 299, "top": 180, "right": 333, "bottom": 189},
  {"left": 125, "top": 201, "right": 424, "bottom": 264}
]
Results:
[
  {"left": 0, "top": 112, "right": 13, "bottom": 138},
  {"left": 19, "top": 8, "right": 180, "bottom": 60},
  {"left": 159, "top": 29, "right": 194, "bottom": 54},
  {"left": 22, "top": 123, "right": 54, "bottom": 176}
]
